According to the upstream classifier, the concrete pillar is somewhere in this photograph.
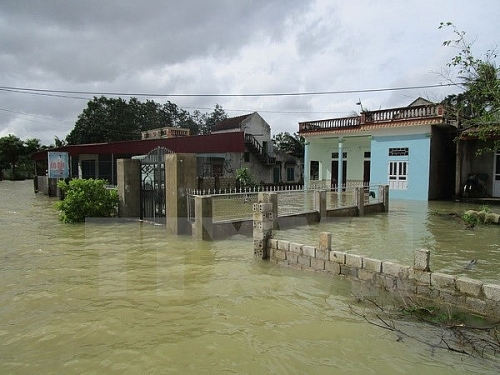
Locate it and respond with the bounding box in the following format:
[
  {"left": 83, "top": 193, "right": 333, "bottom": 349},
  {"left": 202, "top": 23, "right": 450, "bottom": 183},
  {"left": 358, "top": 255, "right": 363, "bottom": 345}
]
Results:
[
  {"left": 355, "top": 187, "right": 364, "bottom": 216},
  {"left": 253, "top": 192, "right": 274, "bottom": 259},
  {"left": 269, "top": 192, "right": 278, "bottom": 229},
  {"left": 318, "top": 232, "right": 332, "bottom": 251},
  {"left": 194, "top": 196, "right": 213, "bottom": 240},
  {"left": 317, "top": 232, "right": 332, "bottom": 260},
  {"left": 166, "top": 153, "right": 197, "bottom": 235},
  {"left": 314, "top": 190, "right": 327, "bottom": 219},
  {"left": 414, "top": 249, "right": 431, "bottom": 272},
  {"left": 337, "top": 138, "right": 344, "bottom": 189},
  {"left": 303, "top": 141, "right": 310, "bottom": 189},
  {"left": 117, "top": 159, "right": 141, "bottom": 217},
  {"left": 379, "top": 184, "right": 389, "bottom": 212}
]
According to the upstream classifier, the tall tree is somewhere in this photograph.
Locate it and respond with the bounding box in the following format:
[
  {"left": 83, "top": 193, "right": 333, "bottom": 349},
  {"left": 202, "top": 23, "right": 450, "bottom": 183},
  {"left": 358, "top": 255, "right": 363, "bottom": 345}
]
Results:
[
  {"left": 440, "top": 22, "right": 500, "bottom": 153},
  {"left": 0, "top": 135, "right": 24, "bottom": 177},
  {"left": 66, "top": 97, "right": 225, "bottom": 144},
  {"left": 272, "top": 132, "right": 305, "bottom": 158},
  {"left": 199, "top": 104, "right": 228, "bottom": 134}
]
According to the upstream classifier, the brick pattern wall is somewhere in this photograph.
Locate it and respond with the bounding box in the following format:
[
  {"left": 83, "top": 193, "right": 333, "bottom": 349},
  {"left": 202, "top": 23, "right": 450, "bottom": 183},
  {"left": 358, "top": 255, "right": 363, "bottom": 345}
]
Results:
[{"left": 265, "top": 236, "right": 500, "bottom": 318}]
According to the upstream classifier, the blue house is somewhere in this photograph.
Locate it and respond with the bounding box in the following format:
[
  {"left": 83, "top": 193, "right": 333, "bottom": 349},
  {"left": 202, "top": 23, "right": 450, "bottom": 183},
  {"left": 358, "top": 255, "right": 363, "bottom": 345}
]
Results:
[{"left": 298, "top": 98, "right": 457, "bottom": 200}]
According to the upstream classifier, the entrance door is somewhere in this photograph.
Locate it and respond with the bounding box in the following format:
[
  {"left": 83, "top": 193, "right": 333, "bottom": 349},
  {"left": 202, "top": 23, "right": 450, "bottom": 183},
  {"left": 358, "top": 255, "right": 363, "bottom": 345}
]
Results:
[
  {"left": 493, "top": 151, "right": 500, "bottom": 197},
  {"left": 331, "top": 160, "right": 347, "bottom": 189}
]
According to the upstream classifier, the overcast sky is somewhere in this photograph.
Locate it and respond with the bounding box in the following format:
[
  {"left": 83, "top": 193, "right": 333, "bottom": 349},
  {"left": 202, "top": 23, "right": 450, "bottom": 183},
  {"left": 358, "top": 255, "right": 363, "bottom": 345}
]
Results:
[{"left": 0, "top": 0, "right": 499, "bottom": 146}]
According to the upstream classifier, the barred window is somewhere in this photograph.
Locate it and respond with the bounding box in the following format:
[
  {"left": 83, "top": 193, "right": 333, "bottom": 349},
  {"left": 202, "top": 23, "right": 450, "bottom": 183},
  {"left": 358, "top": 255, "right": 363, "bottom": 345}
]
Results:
[{"left": 388, "top": 147, "right": 409, "bottom": 156}]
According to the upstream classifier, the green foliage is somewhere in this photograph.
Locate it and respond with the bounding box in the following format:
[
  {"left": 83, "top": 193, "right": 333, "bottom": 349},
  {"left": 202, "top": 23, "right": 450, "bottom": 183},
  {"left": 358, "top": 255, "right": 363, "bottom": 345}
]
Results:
[
  {"left": 462, "top": 211, "right": 479, "bottom": 226},
  {"left": 479, "top": 204, "right": 491, "bottom": 213},
  {"left": 0, "top": 134, "right": 42, "bottom": 179},
  {"left": 235, "top": 167, "right": 254, "bottom": 188},
  {"left": 440, "top": 22, "right": 500, "bottom": 153},
  {"left": 66, "top": 97, "right": 228, "bottom": 144},
  {"left": 272, "top": 132, "right": 305, "bottom": 158},
  {"left": 55, "top": 179, "right": 119, "bottom": 223}
]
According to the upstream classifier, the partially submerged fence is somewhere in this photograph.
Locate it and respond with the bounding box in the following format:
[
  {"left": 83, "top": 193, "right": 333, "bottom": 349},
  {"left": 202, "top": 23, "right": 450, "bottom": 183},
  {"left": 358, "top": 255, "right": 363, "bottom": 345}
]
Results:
[
  {"left": 189, "top": 185, "right": 388, "bottom": 240},
  {"left": 253, "top": 192, "right": 500, "bottom": 320}
]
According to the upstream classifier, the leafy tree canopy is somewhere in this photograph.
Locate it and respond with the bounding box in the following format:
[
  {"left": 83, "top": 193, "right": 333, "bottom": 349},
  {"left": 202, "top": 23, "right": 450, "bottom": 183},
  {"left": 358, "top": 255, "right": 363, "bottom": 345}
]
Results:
[
  {"left": 440, "top": 22, "right": 500, "bottom": 153},
  {"left": 272, "top": 132, "right": 305, "bottom": 159},
  {"left": 66, "top": 97, "right": 227, "bottom": 145},
  {"left": 0, "top": 134, "right": 42, "bottom": 179}
]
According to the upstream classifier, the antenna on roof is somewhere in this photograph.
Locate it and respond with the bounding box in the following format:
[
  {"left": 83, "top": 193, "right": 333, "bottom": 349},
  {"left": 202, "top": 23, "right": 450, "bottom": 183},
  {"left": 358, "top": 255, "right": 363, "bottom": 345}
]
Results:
[{"left": 356, "top": 99, "right": 364, "bottom": 112}]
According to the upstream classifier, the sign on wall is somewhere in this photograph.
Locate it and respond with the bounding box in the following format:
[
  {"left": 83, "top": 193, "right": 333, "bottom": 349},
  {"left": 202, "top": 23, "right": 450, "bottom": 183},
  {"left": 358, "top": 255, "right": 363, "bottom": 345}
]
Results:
[{"left": 48, "top": 152, "right": 69, "bottom": 178}]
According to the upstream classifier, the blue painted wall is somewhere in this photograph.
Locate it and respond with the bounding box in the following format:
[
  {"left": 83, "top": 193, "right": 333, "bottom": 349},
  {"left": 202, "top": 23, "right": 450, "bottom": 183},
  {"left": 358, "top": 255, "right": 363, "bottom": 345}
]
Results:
[{"left": 371, "top": 134, "right": 431, "bottom": 200}]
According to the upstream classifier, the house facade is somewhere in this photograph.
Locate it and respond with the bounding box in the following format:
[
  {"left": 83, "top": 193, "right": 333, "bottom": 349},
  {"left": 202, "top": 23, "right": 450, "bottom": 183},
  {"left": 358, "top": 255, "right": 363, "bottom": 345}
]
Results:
[
  {"left": 210, "top": 112, "right": 302, "bottom": 185},
  {"left": 32, "top": 112, "right": 303, "bottom": 189},
  {"left": 299, "top": 99, "right": 457, "bottom": 200}
]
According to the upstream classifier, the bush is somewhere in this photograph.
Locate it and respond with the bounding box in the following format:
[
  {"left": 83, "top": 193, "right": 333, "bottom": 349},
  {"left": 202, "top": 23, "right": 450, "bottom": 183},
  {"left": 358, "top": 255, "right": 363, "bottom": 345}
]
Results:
[
  {"left": 462, "top": 211, "right": 479, "bottom": 227},
  {"left": 55, "top": 179, "right": 119, "bottom": 223}
]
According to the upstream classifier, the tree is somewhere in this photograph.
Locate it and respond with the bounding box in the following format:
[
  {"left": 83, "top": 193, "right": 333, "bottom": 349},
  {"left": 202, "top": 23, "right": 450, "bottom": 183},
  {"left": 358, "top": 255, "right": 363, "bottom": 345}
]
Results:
[
  {"left": 0, "top": 134, "right": 25, "bottom": 179},
  {"left": 440, "top": 22, "right": 500, "bottom": 153},
  {"left": 198, "top": 104, "right": 228, "bottom": 134},
  {"left": 272, "top": 132, "right": 305, "bottom": 159},
  {"left": 65, "top": 97, "right": 228, "bottom": 144}
]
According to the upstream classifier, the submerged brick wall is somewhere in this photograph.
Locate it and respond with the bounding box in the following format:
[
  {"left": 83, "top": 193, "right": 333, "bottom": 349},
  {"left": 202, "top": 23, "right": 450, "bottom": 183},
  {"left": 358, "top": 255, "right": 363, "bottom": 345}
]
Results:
[
  {"left": 254, "top": 192, "right": 500, "bottom": 319},
  {"left": 266, "top": 234, "right": 500, "bottom": 319}
]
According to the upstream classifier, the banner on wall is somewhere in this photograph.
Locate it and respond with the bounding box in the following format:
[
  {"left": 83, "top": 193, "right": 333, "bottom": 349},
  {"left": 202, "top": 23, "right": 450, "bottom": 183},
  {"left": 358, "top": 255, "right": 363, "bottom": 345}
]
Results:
[{"left": 48, "top": 152, "right": 69, "bottom": 179}]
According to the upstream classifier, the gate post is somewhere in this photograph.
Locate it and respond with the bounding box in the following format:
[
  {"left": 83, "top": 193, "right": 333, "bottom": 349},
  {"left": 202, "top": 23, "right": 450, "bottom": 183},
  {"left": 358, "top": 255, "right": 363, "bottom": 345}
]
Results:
[
  {"left": 194, "top": 196, "right": 213, "bottom": 240},
  {"left": 355, "top": 187, "right": 364, "bottom": 216},
  {"left": 117, "top": 159, "right": 141, "bottom": 217},
  {"left": 166, "top": 153, "right": 197, "bottom": 235}
]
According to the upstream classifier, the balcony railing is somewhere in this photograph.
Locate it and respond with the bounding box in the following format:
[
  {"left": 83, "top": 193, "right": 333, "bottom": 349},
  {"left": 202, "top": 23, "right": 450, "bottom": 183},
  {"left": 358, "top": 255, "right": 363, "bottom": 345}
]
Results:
[
  {"left": 299, "top": 104, "right": 444, "bottom": 132},
  {"left": 299, "top": 116, "right": 360, "bottom": 132},
  {"left": 363, "top": 104, "right": 443, "bottom": 123}
]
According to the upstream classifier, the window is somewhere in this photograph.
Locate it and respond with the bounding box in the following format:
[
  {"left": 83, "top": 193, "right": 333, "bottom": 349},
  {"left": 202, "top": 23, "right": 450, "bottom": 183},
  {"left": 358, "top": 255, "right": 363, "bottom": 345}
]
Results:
[
  {"left": 389, "top": 147, "right": 409, "bottom": 156},
  {"left": 286, "top": 167, "right": 295, "bottom": 182},
  {"left": 388, "top": 161, "right": 408, "bottom": 190},
  {"left": 213, "top": 164, "right": 223, "bottom": 177},
  {"left": 310, "top": 161, "right": 319, "bottom": 180},
  {"left": 331, "top": 152, "right": 347, "bottom": 159}
]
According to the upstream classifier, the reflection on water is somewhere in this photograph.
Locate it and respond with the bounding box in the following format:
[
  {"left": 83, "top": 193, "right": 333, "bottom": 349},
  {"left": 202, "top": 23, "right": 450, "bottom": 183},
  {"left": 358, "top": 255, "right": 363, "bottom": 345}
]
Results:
[
  {"left": 275, "top": 200, "right": 500, "bottom": 283},
  {"left": 1, "top": 180, "right": 499, "bottom": 374}
]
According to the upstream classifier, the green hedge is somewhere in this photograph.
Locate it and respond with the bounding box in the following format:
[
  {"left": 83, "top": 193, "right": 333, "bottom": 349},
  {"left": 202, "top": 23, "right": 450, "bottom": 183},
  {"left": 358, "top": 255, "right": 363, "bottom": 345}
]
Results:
[{"left": 55, "top": 179, "right": 119, "bottom": 223}]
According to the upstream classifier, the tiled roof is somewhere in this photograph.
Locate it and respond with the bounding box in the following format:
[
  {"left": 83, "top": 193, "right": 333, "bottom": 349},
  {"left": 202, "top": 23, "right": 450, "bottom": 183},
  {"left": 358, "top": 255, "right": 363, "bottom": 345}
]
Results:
[{"left": 212, "top": 113, "right": 253, "bottom": 131}]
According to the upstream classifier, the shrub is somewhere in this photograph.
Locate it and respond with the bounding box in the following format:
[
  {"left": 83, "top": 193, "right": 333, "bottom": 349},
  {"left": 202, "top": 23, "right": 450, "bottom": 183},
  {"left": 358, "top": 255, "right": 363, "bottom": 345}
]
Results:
[
  {"left": 55, "top": 179, "right": 119, "bottom": 223},
  {"left": 462, "top": 210, "right": 479, "bottom": 227},
  {"left": 235, "top": 167, "right": 254, "bottom": 188}
]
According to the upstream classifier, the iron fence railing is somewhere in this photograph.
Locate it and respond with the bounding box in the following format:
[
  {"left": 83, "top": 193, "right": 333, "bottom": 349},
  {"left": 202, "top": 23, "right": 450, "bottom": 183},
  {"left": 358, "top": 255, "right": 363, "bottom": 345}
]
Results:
[{"left": 186, "top": 184, "right": 385, "bottom": 224}]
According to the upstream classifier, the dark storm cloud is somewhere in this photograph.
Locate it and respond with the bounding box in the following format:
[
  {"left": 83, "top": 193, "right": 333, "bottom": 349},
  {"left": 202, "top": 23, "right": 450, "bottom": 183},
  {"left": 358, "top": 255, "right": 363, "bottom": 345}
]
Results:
[
  {"left": 0, "top": 0, "right": 309, "bottom": 83},
  {"left": 0, "top": 0, "right": 498, "bottom": 145}
]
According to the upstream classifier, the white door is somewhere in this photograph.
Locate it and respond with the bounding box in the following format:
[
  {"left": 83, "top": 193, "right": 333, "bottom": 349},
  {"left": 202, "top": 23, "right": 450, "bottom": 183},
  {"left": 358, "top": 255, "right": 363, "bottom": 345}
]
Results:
[{"left": 493, "top": 151, "right": 500, "bottom": 197}]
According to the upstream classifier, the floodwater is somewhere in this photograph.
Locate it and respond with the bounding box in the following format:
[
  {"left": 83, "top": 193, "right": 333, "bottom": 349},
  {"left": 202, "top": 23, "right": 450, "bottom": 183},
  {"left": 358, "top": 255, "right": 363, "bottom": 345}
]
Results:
[{"left": 1, "top": 180, "right": 499, "bottom": 374}]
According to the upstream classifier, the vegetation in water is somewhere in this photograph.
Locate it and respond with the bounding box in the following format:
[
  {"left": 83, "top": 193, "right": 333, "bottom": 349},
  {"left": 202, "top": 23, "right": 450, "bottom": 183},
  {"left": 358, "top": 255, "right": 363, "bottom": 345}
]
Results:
[
  {"left": 55, "top": 179, "right": 119, "bottom": 223},
  {"left": 462, "top": 211, "right": 480, "bottom": 227},
  {"left": 350, "top": 296, "right": 500, "bottom": 360}
]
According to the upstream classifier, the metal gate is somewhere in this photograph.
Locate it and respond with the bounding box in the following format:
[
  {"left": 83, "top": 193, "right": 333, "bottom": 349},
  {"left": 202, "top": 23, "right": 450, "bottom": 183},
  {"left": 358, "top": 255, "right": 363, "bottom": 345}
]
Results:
[{"left": 140, "top": 147, "right": 171, "bottom": 224}]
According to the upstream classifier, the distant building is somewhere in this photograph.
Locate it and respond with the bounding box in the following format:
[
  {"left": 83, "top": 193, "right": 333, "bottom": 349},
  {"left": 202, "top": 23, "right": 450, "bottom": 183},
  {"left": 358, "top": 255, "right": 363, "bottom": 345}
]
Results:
[
  {"left": 31, "top": 112, "right": 303, "bottom": 188},
  {"left": 141, "top": 126, "right": 190, "bottom": 139}
]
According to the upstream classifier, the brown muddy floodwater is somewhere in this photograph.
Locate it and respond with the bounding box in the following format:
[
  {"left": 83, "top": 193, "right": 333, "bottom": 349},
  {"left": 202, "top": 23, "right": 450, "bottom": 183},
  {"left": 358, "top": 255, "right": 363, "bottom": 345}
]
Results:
[{"left": 1, "top": 180, "right": 499, "bottom": 374}]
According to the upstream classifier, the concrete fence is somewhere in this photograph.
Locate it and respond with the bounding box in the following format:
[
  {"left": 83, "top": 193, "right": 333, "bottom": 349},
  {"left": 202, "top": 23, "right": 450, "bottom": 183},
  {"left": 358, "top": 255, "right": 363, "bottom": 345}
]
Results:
[
  {"left": 193, "top": 186, "right": 388, "bottom": 241},
  {"left": 253, "top": 193, "right": 500, "bottom": 319}
]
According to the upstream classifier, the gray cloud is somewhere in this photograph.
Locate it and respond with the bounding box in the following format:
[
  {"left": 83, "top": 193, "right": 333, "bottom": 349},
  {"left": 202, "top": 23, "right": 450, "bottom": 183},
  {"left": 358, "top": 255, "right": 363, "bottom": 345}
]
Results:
[{"left": 0, "top": 0, "right": 499, "bottom": 145}]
